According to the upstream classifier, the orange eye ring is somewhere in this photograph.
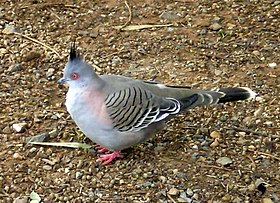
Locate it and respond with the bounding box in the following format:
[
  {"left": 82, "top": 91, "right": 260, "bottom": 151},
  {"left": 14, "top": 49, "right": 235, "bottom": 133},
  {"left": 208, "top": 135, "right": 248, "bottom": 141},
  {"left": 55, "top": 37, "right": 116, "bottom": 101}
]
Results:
[{"left": 71, "top": 73, "right": 80, "bottom": 80}]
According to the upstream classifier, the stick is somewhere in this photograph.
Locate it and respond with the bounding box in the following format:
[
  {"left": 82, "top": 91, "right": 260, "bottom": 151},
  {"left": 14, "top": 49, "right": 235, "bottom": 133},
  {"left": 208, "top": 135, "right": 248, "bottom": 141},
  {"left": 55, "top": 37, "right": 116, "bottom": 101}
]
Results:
[
  {"left": 258, "top": 152, "right": 280, "bottom": 161},
  {"left": 225, "top": 126, "right": 265, "bottom": 136},
  {"left": 119, "top": 1, "right": 132, "bottom": 30},
  {"left": 13, "top": 32, "right": 60, "bottom": 56},
  {"left": 200, "top": 164, "right": 231, "bottom": 171},
  {"left": 166, "top": 193, "right": 177, "bottom": 203},
  {"left": 246, "top": 155, "right": 256, "bottom": 169}
]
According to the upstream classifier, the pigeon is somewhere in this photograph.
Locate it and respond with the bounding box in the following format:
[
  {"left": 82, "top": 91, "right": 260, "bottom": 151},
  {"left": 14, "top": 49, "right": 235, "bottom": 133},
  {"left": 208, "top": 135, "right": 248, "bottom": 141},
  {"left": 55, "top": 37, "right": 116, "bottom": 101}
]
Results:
[{"left": 58, "top": 43, "right": 257, "bottom": 165}]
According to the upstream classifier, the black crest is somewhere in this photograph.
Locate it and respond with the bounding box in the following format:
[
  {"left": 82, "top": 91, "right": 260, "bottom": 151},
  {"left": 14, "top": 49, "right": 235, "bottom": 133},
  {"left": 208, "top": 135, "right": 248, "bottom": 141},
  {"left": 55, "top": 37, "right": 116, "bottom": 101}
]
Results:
[{"left": 69, "top": 42, "right": 80, "bottom": 61}]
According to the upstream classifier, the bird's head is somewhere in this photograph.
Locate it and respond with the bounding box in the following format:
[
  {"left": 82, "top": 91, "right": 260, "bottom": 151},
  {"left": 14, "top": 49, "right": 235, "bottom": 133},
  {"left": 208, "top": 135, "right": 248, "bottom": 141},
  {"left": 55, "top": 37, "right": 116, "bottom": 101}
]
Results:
[{"left": 57, "top": 43, "right": 97, "bottom": 88}]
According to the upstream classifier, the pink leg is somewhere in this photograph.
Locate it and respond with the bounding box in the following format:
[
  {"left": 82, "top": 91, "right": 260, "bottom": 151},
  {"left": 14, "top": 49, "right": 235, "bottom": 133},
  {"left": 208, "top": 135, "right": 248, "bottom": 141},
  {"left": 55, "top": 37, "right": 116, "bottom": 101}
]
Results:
[
  {"left": 96, "top": 151, "right": 124, "bottom": 165},
  {"left": 96, "top": 145, "right": 110, "bottom": 153}
]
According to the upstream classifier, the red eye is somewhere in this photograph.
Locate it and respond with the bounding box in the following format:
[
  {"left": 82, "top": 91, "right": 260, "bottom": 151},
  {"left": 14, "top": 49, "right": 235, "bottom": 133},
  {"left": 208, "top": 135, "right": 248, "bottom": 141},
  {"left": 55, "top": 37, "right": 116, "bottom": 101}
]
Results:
[{"left": 71, "top": 73, "right": 80, "bottom": 80}]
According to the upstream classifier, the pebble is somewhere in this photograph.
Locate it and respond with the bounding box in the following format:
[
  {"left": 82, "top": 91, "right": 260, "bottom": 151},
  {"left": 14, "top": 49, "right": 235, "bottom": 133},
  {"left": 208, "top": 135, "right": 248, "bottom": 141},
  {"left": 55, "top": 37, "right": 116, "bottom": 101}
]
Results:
[
  {"left": 159, "top": 176, "right": 167, "bottom": 183},
  {"left": 268, "top": 62, "right": 277, "bottom": 68},
  {"left": 13, "top": 152, "right": 23, "bottom": 160},
  {"left": 12, "top": 123, "right": 27, "bottom": 133},
  {"left": 274, "top": 1, "right": 280, "bottom": 6},
  {"left": 210, "top": 131, "right": 221, "bottom": 139},
  {"left": 8, "top": 64, "right": 22, "bottom": 72},
  {"left": 2, "top": 125, "right": 12, "bottom": 134},
  {"left": 160, "top": 11, "right": 180, "bottom": 20},
  {"left": 222, "top": 194, "right": 231, "bottom": 202},
  {"left": 46, "top": 68, "right": 55, "bottom": 77},
  {"left": 42, "top": 158, "right": 55, "bottom": 165},
  {"left": 42, "top": 165, "right": 52, "bottom": 171},
  {"left": 75, "top": 171, "right": 83, "bottom": 179},
  {"left": 168, "top": 188, "right": 179, "bottom": 196},
  {"left": 13, "top": 198, "right": 28, "bottom": 203},
  {"left": 209, "top": 23, "right": 222, "bottom": 31},
  {"left": 23, "top": 52, "right": 41, "bottom": 62},
  {"left": 186, "top": 188, "right": 193, "bottom": 196},
  {"left": 265, "top": 121, "right": 273, "bottom": 127},
  {"left": 177, "top": 197, "right": 188, "bottom": 203},
  {"left": 216, "top": 157, "right": 233, "bottom": 166},
  {"left": 210, "top": 139, "right": 219, "bottom": 147},
  {"left": 0, "top": 48, "right": 8, "bottom": 55},
  {"left": 252, "top": 50, "right": 260, "bottom": 56},
  {"left": 255, "top": 79, "right": 263, "bottom": 86},
  {"left": 214, "top": 69, "right": 223, "bottom": 76},
  {"left": 263, "top": 198, "right": 274, "bottom": 203}
]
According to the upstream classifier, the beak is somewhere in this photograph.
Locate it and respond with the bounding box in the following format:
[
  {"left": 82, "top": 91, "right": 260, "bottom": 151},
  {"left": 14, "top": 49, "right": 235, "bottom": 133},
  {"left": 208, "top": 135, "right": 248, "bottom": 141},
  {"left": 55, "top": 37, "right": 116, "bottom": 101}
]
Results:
[{"left": 57, "top": 77, "right": 66, "bottom": 84}]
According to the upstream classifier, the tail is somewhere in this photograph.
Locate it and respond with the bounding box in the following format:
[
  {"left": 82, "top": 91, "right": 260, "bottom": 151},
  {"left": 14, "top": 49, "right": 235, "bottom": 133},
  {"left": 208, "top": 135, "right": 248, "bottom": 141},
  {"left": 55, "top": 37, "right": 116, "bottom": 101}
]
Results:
[
  {"left": 217, "top": 87, "right": 257, "bottom": 103},
  {"left": 179, "top": 87, "right": 257, "bottom": 110}
]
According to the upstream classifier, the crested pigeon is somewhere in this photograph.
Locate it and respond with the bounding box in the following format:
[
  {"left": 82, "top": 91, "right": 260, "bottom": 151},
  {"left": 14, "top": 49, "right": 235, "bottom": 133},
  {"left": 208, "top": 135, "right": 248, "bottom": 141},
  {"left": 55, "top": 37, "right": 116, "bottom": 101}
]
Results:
[{"left": 58, "top": 43, "right": 257, "bottom": 165}]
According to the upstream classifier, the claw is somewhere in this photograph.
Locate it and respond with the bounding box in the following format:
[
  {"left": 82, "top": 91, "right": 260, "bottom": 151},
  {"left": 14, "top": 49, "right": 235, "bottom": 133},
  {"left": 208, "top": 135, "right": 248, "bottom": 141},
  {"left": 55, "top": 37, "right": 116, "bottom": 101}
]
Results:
[
  {"left": 96, "top": 145, "right": 110, "bottom": 153},
  {"left": 96, "top": 151, "right": 123, "bottom": 165}
]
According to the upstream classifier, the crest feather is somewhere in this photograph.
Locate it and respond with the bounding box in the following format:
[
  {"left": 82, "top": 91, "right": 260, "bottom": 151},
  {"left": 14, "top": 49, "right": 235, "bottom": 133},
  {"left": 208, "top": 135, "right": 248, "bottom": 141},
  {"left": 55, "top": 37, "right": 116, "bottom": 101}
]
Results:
[{"left": 69, "top": 42, "right": 80, "bottom": 61}]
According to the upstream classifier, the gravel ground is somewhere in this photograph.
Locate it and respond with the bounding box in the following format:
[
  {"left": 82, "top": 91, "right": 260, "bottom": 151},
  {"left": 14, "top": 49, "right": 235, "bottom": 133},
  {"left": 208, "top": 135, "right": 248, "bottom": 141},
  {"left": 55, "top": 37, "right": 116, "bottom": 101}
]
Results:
[{"left": 0, "top": 0, "right": 280, "bottom": 202}]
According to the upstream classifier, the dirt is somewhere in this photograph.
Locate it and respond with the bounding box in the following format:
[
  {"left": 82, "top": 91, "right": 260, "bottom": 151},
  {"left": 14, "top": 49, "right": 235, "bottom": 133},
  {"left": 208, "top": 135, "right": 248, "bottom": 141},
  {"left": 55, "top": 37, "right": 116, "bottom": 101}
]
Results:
[{"left": 0, "top": 0, "right": 279, "bottom": 202}]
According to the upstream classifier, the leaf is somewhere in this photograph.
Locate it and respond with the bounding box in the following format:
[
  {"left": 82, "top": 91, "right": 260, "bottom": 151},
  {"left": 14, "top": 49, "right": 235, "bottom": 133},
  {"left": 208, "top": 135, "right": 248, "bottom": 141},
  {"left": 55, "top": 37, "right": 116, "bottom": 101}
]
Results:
[{"left": 30, "top": 191, "right": 41, "bottom": 202}]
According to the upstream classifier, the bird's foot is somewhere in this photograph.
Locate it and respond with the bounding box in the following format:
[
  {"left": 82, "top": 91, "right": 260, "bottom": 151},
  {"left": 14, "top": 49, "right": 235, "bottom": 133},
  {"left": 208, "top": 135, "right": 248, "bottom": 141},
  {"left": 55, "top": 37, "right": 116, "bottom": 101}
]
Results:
[
  {"left": 96, "top": 150, "right": 123, "bottom": 165},
  {"left": 95, "top": 145, "right": 110, "bottom": 153}
]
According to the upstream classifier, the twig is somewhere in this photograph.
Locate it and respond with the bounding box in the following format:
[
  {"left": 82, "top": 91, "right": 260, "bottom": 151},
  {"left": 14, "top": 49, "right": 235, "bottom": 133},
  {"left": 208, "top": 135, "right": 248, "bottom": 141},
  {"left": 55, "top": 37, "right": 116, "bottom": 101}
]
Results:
[
  {"left": 119, "top": 1, "right": 132, "bottom": 30},
  {"left": 257, "top": 152, "right": 280, "bottom": 161},
  {"left": 246, "top": 155, "right": 256, "bottom": 169},
  {"left": 225, "top": 126, "right": 265, "bottom": 136},
  {"left": 13, "top": 32, "right": 60, "bottom": 56},
  {"left": 20, "top": 3, "right": 79, "bottom": 9},
  {"left": 166, "top": 193, "right": 177, "bottom": 203},
  {"left": 200, "top": 164, "right": 231, "bottom": 171}
]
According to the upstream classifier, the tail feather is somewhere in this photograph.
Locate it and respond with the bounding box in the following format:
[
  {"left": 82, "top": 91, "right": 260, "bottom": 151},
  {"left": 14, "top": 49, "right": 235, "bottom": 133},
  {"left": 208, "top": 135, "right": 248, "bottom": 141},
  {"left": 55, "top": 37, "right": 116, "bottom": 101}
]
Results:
[
  {"left": 178, "top": 87, "right": 256, "bottom": 110},
  {"left": 217, "top": 87, "right": 257, "bottom": 104}
]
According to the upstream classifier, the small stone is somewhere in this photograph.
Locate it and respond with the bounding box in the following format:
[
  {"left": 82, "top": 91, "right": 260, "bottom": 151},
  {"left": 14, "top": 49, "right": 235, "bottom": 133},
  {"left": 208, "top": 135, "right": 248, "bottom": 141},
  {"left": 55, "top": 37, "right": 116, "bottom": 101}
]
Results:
[
  {"left": 2, "top": 125, "right": 12, "bottom": 134},
  {"left": 252, "top": 50, "right": 260, "bottom": 56},
  {"left": 222, "top": 194, "right": 231, "bottom": 202},
  {"left": 210, "top": 139, "right": 219, "bottom": 147},
  {"left": 214, "top": 69, "right": 223, "bottom": 76},
  {"left": 159, "top": 176, "right": 167, "bottom": 183},
  {"left": 255, "top": 79, "right": 263, "bottom": 86},
  {"left": 210, "top": 131, "right": 221, "bottom": 139},
  {"left": 265, "top": 121, "right": 273, "bottom": 127},
  {"left": 186, "top": 188, "right": 193, "bottom": 196},
  {"left": 168, "top": 188, "right": 179, "bottom": 196},
  {"left": 46, "top": 68, "right": 55, "bottom": 77},
  {"left": 29, "top": 147, "right": 37, "bottom": 153},
  {"left": 23, "top": 52, "right": 41, "bottom": 62},
  {"left": 0, "top": 48, "right": 8, "bottom": 55},
  {"left": 90, "top": 29, "right": 99, "bottom": 38},
  {"left": 209, "top": 23, "right": 222, "bottom": 31},
  {"left": 12, "top": 123, "right": 27, "bottom": 133},
  {"left": 13, "top": 198, "right": 28, "bottom": 203},
  {"left": 177, "top": 197, "right": 188, "bottom": 203},
  {"left": 42, "top": 158, "right": 55, "bottom": 165},
  {"left": 273, "top": 1, "right": 280, "bottom": 6},
  {"left": 8, "top": 64, "right": 22, "bottom": 72},
  {"left": 75, "top": 171, "right": 83, "bottom": 179},
  {"left": 212, "top": 16, "right": 222, "bottom": 23},
  {"left": 216, "top": 156, "right": 233, "bottom": 166},
  {"left": 160, "top": 11, "right": 180, "bottom": 20},
  {"left": 78, "top": 30, "right": 89, "bottom": 36},
  {"left": 13, "top": 152, "right": 23, "bottom": 160},
  {"left": 263, "top": 198, "right": 274, "bottom": 203},
  {"left": 3, "top": 24, "right": 17, "bottom": 34},
  {"left": 268, "top": 62, "right": 277, "bottom": 68},
  {"left": 42, "top": 165, "right": 52, "bottom": 171},
  {"left": 254, "top": 107, "right": 264, "bottom": 116}
]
